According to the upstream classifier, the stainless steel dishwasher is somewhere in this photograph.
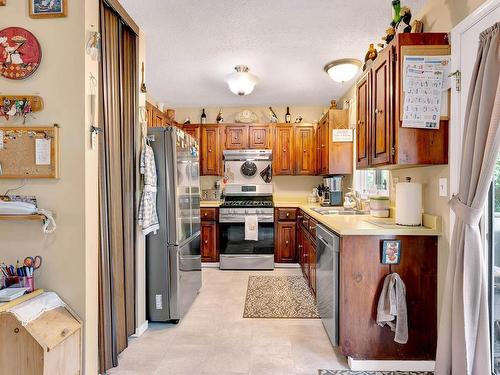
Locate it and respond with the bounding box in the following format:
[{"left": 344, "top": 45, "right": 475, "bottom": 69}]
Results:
[{"left": 316, "top": 224, "right": 340, "bottom": 346}]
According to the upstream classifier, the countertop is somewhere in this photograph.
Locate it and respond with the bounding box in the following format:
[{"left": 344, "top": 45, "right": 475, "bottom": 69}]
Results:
[
  {"left": 200, "top": 200, "right": 441, "bottom": 236},
  {"left": 282, "top": 202, "right": 442, "bottom": 236}
]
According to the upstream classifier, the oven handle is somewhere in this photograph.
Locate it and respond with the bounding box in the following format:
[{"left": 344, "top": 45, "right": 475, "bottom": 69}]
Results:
[{"left": 219, "top": 216, "right": 274, "bottom": 223}]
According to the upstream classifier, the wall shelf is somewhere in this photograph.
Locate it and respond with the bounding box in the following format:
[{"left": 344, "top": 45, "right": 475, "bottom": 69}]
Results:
[{"left": 0, "top": 214, "right": 45, "bottom": 221}]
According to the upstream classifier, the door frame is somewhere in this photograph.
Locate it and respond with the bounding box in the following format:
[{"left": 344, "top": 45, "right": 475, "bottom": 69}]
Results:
[{"left": 449, "top": 0, "right": 500, "bottom": 238}]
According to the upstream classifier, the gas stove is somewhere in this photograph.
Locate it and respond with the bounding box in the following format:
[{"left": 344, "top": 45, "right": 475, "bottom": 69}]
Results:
[{"left": 220, "top": 200, "right": 274, "bottom": 208}]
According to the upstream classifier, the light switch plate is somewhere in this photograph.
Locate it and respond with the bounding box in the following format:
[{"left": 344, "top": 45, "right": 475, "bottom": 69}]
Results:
[{"left": 439, "top": 178, "right": 448, "bottom": 197}]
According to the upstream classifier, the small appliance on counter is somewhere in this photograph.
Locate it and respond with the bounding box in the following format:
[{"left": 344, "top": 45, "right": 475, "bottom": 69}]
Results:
[
  {"left": 395, "top": 177, "right": 423, "bottom": 226},
  {"left": 369, "top": 196, "right": 390, "bottom": 218},
  {"left": 322, "top": 176, "right": 344, "bottom": 206}
]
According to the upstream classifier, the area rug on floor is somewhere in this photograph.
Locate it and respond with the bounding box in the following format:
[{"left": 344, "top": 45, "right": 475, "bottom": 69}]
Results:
[
  {"left": 318, "top": 371, "right": 434, "bottom": 375},
  {"left": 243, "top": 275, "right": 319, "bottom": 318}
]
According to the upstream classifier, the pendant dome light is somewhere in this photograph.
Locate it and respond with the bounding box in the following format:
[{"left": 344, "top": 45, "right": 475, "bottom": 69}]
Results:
[
  {"left": 226, "top": 65, "right": 258, "bottom": 96},
  {"left": 324, "top": 59, "right": 362, "bottom": 83}
]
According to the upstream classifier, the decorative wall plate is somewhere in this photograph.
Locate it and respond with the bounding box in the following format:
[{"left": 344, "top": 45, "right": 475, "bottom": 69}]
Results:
[
  {"left": 235, "top": 109, "right": 258, "bottom": 123},
  {"left": 0, "top": 27, "right": 42, "bottom": 80}
]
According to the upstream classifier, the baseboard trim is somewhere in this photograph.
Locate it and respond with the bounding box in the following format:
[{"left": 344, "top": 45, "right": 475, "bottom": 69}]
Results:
[
  {"left": 132, "top": 320, "right": 148, "bottom": 338},
  {"left": 274, "top": 263, "right": 300, "bottom": 268},
  {"left": 348, "top": 357, "right": 435, "bottom": 372},
  {"left": 202, "top": 262, "right": 220, "bottom": 268}
]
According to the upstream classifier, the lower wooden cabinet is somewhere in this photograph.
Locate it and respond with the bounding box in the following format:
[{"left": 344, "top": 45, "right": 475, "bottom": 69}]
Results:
[
  {"left": 296, "top": 209, "right": 316, "bottom": 294},
  {"left": 201, "top": 208, "right": 218, "bottom": 262},
  {"left": 275, "top": 222, "right": 297, "bottom": 263}
]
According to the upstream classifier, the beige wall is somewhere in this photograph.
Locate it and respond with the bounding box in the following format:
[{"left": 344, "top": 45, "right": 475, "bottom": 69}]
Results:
[
  {"left": 0, "top": 1, "right": 99, "bottom": 373},
  {"left": 174, "top": 105, "right": 326, "bottom": 125},
  {"left": 338, "top": 0, "right": 488, "bottom": 318}
]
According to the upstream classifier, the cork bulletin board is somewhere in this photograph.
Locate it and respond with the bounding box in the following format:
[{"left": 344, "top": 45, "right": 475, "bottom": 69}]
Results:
[{"left": 0, "top": 126, "right": 59, "bottom": 179}]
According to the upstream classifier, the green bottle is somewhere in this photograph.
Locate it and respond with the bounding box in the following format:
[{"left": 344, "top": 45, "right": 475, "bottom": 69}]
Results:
[{"left": 392, "top": 0, "right": 401, "bottom": 25}]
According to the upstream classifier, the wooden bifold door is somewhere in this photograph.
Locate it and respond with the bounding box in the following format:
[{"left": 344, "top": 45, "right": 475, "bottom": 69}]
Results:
[{"left": 98, "top": 0, "right": 137, "bottom": 372}]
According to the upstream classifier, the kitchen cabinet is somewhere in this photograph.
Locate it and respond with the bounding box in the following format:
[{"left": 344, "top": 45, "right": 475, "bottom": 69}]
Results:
[
  {"left": 224, "top": 125, "right": 249, "bottom": 149},
  {"left": 182, "top": 124, "right": 200, "bottom": 143},
  {"left": 275, "top": 208, "right": 297, "bottom": 263},
  {"left": 317, "top": 109, "right": 353, "bottom": 175},
  {"left": 275, "top": 222, "right": 297, "bottom": 263},
  {"left": 297, "top": 209, "right": 317, "bottom": 294},
  {"left": 200, "top": 125, "right": 222, "bottom": 176},
  {"left": 294, "top": 125, "right": 316, "bottom": 175},
  {"left": 146, "top": 101, "right": 165, "bottom": 127},
  {"left": 340, "top": 235, "right": 437, "bottom": 360},
  {"left": 356, "top": 33, "right": 450, "bottom": 169},
  {"left": 248, "top": 125, "right": 270, "bottom": 149},
  {"left": 273, "top": 125, "right": 294, "bottom": 175},
  {"left": 200, "top": 208, "right": 218, "bottom": 262},
  {"left": 356, "top": 72, "right": 370, "bottom": 168}
]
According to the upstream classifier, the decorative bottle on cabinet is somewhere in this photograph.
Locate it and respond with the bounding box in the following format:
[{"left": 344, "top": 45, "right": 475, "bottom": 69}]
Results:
[
  {"left": 216, "top": 109, "right": 223, "bottom": 124},
  {"left": 285, "top": 107, "right": 291, "bottom": 123},
  {"left": 201, "top": 109, "right": 207, "bottom": 124}
]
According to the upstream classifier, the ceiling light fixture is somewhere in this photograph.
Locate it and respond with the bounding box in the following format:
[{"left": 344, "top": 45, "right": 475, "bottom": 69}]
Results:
[
  {"left": 324, "top": 59, "right": 362, "bottom": 83},
  {"left": 226, "top": 65, "right": 258, "bottom": 96}
]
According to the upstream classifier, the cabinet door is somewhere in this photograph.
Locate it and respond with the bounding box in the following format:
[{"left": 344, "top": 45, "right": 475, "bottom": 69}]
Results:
[
  {"left": 297, "top": 212, "right": 306, "bottom": 275},
  {"left": 356, "top": 72, "right": 370, "bottom": 168},
  {"left": 294, "top": 125, "right": 316, "bottom": 175},
  {"left": 371, "top": 47, "right": 393, "bottom": 166},
  {"left": 183, "top": 125, "right": 200, "bottom": 143},
  {"left": 201, "top": 222, "right": 218, "bottom": 262},
  {"left": 248, "top": 125, "right": 270, "bottom": 149},
  {"left": 225, "top": 126, "right": 248, "bottom": 149},
  {"left": 309, "top": 241, "right": 317, "bottom": 295},
  {"left": 276, "top": 222, "right": 297, "bottom": 263},
  {"left": 273, "top": 125, "right": 294, "bottom": 175},
  {"left": 317, "top": 118, "right": 329, "bottom": 175},
  {"left": 303, "top": 232, "right": 311, "bottom": 281},
  {"left": 200, "top": 126, "right": 221, "bottom": 176}
]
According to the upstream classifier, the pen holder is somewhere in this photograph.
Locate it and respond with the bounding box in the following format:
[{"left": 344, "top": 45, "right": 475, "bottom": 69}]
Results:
[
  {"left": 3, "top": 276, "right": 20, "bottom": 288},
  {"left": 18, "top": 276, "right": 35, "bottom": 293}
]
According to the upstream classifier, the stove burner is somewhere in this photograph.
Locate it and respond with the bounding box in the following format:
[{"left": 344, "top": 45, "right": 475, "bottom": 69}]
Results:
[{"left": 221, "top": 200, "right": 273, "bottom": 208}]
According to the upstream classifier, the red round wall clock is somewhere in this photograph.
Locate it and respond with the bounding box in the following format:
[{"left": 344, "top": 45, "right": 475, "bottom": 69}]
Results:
[{"left": 0, "top": 27, "right": 42, "bottom": 80}]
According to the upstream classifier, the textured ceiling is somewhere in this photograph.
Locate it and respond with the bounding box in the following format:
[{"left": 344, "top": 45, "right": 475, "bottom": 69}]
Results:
[{"left": 120, "top": 0, "right": 426, "bottom": 107}]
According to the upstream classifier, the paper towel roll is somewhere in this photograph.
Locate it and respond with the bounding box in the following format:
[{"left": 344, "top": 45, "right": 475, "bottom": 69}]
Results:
[{"left": 395, "top": 179, "right": 422, "bottom": 226}]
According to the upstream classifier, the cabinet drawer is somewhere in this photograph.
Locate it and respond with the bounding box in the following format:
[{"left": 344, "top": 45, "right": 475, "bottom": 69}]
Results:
[
  {"left": 277, "top": 208, "right": 297, "bottom": 221},
  {"left": 300, "top": 214, "right": 310, "bottom": 231},
  {"left": 308, "top": 217, "right": 318, "bottom": 239},
  {"left": 201, "top": 208, "right": 217, "bottom": 221}
]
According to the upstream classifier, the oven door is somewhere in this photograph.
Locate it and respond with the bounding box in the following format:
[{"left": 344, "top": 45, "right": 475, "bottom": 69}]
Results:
[{"left": 219, "top": 221, "right": 274, "bottom": 255}]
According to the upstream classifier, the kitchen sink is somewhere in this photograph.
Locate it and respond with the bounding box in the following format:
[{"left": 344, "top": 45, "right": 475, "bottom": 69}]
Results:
[{"left": 311, "top": 207, "right": 369, "bottom": 216}]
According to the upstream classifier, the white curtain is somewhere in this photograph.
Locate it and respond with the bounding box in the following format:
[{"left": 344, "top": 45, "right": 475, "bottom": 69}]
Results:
[{"left": 435, "top": 23, "right": 500, "bottom": 375}]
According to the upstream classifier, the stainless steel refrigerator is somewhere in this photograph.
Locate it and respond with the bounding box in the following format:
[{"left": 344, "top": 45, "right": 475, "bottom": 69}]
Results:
[{"left": 146, "top": 126, "right": 201, "bottom": 323}]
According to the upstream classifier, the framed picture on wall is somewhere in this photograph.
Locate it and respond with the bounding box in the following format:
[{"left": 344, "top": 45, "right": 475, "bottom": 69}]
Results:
[{"left": 29, "top": 0, "right": 67, "bottom": 18}]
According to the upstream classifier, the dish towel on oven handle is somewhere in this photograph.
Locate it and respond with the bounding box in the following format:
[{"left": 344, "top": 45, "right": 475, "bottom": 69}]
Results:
[
  {"left": 376, "top": 272, "right": 408, "bottom": 344},
  {"left": 245, "top": 215, "right": 259, "bottom": 241}
]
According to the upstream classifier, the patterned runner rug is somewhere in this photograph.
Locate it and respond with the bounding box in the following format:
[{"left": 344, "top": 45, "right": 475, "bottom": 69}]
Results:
[
  {"left": 243, "top": 275, "right": 319, "bottom": 318},
  {"left": 319, "top": 371, "right": 433, "bottom": 375}
]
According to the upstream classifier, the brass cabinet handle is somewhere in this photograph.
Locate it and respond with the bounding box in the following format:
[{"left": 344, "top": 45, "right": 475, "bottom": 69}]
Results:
[
  {"left": 297, "top": 216, "right": 303, "bottom": 220},
  {"left": 303, "top": 220, "right": 307, "bottom": 224},
  {"left": 310, "top": 225, "right": 316, "bottom": 231},
  {"left": 204, "top": 240, "right": 208, "bottom": 244},
  {"left": 208, "top": 149, "right": 212, "bottom": 153},
  {"left": 375, "top": 109, "right": 383, "bottom": 115},
  {"left": 285, "top": 241, "right": 289, "bottom": 245},
  {"left": 283, "top": 148, "right": 287, "bottom": 152},
  {"left": 286, "top": 212, "right": 290, "bottom": 217}
]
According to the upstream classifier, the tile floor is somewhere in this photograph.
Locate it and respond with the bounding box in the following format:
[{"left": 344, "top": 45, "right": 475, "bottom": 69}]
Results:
[{"left": 108, "top": 268, "right": 348, "bottom": 375}]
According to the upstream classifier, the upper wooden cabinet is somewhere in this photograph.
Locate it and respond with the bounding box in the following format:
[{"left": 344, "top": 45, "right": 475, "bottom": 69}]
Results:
[
  {"left": 355, "top": 33, "right": 450, "bottom": 169},
  {"left": 317, "top": 109, "right": 353, "bottom": 175},
  {"left": 200, "top": 125, "right": 222, "bottom": 176},
  {"left": 273, "top": 124, "right": 294, "bottom": 175},
  {"left": 356, "top": 72, "right": 370, "bottom": 168},
  {"left": 182, "top": 124, "right": 200, "bottom": 143},
  {"left": 224, "top": 125, "right": 249, "bottom": 149},
  {"left": 295, "top": 125, "right": 316, "bottom": 175},
  {"left": 248, "top": 125, "right": 271, "bottom": 149},
  {"left": 146, "top": 101, "right": 165, "bottom": 127}
]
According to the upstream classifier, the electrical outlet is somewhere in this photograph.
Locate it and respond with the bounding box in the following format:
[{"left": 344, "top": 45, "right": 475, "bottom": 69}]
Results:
[{"left": 439, "top": 178, "right": 448, "bottom": 197}]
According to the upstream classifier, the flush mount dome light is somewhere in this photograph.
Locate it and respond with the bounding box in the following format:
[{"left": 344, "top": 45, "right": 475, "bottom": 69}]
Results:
[
  {"left": 324, "top": 59, "right": 362, "bottom": 83},
  {"left": 226, "top": 65, "right": 258, "bottom": 96}
]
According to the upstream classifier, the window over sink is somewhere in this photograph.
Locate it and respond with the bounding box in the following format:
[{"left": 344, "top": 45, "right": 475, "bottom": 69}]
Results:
[{"left": 354, "top": 169, "right": 390, "bottom": 197}]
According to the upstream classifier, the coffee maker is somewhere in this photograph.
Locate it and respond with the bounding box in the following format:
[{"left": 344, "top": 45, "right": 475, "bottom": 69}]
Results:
[{"left": 323, "top": 176, "right": 344, "bottom": 206}]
